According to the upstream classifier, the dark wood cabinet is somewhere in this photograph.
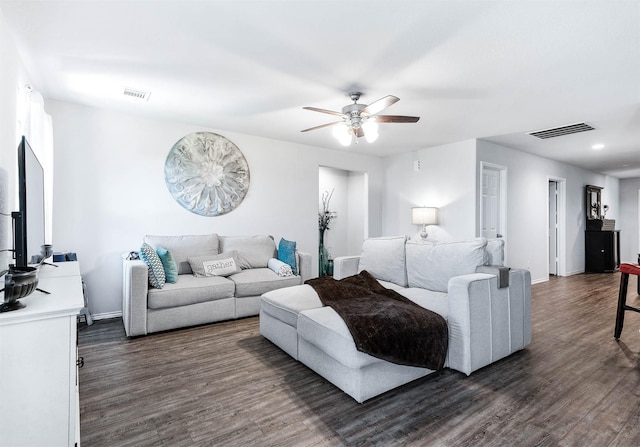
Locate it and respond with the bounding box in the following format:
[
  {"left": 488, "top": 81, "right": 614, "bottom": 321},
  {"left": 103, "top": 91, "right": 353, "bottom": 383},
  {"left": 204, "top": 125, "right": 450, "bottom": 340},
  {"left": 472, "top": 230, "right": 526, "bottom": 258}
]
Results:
[{"left": 585, "top": 230, "right": 620, "bottom": 273}]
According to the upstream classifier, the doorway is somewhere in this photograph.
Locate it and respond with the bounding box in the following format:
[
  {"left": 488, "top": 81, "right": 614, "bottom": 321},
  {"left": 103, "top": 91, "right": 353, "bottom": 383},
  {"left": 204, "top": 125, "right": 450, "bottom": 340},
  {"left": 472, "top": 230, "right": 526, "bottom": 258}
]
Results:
[
  {"left": 547, "top": 177, "right": 567, "bottom": 277},
  {"left": 479, "top": 162, "right": 507, "bottom": 262},
  {"left": 318, "top": 166, "right": 368, "bottom": 259}
]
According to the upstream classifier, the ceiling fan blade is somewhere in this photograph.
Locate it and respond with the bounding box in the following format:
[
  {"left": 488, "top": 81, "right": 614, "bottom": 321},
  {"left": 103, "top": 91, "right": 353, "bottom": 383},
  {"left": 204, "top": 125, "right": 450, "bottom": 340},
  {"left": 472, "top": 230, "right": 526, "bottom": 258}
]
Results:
[
  {"left": 361, "top": 95, "right": 399, "bottom": 116},
  {"left": 300, "top": 121, "right": 343, "bottom": 132},
  {"left": 303, "top": 106, "right": 344, "bottom": 117},
  {"left": 374, "top": 115, "right": 420, "bottom": 123}
]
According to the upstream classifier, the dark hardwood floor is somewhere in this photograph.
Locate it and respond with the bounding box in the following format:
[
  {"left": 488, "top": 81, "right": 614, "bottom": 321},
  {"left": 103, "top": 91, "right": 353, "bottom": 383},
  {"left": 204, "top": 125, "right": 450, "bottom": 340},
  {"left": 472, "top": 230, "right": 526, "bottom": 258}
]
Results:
[{"left": 78, "top": 272, "right": 640, "bottom": 446}]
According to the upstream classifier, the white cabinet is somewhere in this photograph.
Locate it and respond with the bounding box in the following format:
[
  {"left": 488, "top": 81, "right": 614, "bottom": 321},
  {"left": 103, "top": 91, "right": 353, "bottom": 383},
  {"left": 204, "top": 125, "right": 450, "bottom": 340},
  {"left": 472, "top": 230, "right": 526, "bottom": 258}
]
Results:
[{"left": 0, "top": 262, "right": 83, "bottom": 447}]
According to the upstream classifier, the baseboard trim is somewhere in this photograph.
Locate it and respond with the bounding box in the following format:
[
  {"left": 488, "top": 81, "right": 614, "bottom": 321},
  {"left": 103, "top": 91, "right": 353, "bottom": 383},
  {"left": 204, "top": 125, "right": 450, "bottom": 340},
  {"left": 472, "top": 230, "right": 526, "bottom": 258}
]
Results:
[
  {"left": 535, "top": 270, "right": 585, "bottom": 284},
  {"left": 531, "top": 277, "right": 548, "bottom": 285},
  {"left": 91, "top": 311, "right": 122, "bottom": 321}
]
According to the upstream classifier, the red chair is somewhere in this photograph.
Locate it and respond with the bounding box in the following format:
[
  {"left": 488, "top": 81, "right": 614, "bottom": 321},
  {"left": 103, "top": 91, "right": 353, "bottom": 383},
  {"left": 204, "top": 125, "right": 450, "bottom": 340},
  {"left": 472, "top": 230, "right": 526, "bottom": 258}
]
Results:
[{"left": 614, "top": 263, "right": 640, "bottom": 339}]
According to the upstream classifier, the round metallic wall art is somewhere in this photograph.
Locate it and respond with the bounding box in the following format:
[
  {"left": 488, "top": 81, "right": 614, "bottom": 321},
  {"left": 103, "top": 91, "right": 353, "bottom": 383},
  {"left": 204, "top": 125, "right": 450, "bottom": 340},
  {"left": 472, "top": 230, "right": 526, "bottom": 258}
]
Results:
[{"left": 164, "top": 132, "right": 250, "bottom": 216}]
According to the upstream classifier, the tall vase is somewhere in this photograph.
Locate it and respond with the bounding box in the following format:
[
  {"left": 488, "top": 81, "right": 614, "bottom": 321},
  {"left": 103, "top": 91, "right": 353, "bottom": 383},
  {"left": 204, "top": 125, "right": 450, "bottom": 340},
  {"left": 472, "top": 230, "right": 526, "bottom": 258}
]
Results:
[{"left": 319, "top": 229, "right": 329, "bottom": 276}]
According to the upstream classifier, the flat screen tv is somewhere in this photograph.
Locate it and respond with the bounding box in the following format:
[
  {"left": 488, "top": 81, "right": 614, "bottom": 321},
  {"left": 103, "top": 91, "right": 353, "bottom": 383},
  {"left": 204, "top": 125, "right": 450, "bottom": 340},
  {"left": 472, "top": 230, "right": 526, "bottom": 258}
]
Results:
[{"left": 12, "top": 136, "right": 46, "bottom": 267}]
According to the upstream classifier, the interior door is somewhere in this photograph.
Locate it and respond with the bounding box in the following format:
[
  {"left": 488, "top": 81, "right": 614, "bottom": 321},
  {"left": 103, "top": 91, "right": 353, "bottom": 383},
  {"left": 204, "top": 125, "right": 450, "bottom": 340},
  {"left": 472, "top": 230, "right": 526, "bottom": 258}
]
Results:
[
  {"left": 481, "top": 167, "right": 500, "bottom": 240},
  {"left": 549, "top": 181, "right": 558, "bottom": 275}
]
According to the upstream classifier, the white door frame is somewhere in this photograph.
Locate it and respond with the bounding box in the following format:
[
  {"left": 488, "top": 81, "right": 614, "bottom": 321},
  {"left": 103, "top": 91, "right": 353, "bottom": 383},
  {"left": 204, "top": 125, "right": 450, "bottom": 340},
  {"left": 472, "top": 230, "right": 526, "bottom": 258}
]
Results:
[
  {"left": 479, "top": 161, "right": 508, "bottom": 264},
  {"left": 547, "top": 176, "right": 567, "bottom": 277}
]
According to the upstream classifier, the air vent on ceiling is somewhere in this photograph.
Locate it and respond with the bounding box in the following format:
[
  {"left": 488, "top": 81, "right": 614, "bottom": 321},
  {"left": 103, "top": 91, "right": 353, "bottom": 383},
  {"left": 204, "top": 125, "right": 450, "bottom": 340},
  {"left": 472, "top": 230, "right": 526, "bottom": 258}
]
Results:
[
  {"left": 123, "top": 87, "right": 151, "bottom": 101},
  {"left": 528, "top": 122, "right": 595, "bottom": 139}
]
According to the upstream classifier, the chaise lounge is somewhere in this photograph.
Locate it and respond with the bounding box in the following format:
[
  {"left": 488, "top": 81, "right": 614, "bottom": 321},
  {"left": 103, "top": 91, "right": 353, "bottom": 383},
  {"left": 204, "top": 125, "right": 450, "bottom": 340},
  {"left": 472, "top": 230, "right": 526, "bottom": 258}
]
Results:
[{"left": 260, "top": 236, "right": 531, "bottom": 403}]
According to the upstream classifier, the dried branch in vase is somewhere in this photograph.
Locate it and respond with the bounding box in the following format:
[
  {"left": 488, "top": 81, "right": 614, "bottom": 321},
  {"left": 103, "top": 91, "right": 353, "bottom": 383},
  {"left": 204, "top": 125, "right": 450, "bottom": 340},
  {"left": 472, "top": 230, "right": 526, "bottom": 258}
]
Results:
[{"left": 319, "top": 189, "right": 337, "bottom": 231}]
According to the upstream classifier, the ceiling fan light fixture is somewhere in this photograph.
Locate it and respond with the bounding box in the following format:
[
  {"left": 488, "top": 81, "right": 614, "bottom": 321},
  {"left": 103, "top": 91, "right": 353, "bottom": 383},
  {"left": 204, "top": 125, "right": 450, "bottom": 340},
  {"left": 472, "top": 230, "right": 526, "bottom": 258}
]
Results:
[
  {"left": 302, "top": 92, "right": 419, "bottom": 146},
  {"left": 333, "top": 124, "right": 352, "bottom": 146},
  {"left": 362, "top": 120, "right": 379, "bottom": 143}
]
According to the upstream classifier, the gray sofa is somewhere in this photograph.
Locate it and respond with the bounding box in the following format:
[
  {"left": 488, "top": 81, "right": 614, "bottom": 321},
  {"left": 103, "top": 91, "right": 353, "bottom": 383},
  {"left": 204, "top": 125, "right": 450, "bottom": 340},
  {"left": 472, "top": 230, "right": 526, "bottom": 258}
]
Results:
[
  {"left": 260, "top": 236, "right": 531, "bottom": 403},
  {"left": 122, "top": 234, "right": 311, "bottom": 336}
]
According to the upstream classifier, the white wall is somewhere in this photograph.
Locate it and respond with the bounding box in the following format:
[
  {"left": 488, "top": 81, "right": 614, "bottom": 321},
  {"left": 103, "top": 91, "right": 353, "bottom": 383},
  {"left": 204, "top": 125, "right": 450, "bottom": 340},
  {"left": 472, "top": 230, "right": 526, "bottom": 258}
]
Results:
[
  {"left": 0, "top": 8, "right": 30, "bottom": 269},
  {"left": 620, "top": 177, "right": 640, "bottom": 263},
  {"left": 48, "top": 100, "right": 384, "bottom": 316},
  {"left": 477, "top": 140, "right": 618, "bottom": 283},
  {"left": 382, "top": 140, "right": 477, "bottom": 242},
  {"left": 382, "top": 137, "right": 621, "bottom": 284},
  {"left": 347, "top": 171, "right": 367, "bottom": 254}
]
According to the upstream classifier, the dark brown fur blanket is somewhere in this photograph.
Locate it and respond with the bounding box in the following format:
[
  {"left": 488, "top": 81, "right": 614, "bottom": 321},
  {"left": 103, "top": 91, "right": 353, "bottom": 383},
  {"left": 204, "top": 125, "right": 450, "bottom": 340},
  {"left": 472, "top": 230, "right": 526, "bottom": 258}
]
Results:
[{"left": 305, "top": 270, "right": 448, "bottom": 369}]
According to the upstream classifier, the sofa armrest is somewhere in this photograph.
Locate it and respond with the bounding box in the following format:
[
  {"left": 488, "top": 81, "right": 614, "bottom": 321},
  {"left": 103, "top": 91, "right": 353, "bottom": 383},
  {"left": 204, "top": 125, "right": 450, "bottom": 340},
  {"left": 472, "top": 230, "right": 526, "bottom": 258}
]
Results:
[
  {"left": 476, "top": 265, "right": 510, "bottom": 288},
  {"left": 333, "top": 255, "right": 361, "bottom": 280},
  {"left": 122, "top": 255, "right": 149, "bottom": 337},
  {"left": 297, "top": 251, "right": 312, "bottom": 283},
  {"left": 447, "top": 269, "right": 531, "bottom": 375}
]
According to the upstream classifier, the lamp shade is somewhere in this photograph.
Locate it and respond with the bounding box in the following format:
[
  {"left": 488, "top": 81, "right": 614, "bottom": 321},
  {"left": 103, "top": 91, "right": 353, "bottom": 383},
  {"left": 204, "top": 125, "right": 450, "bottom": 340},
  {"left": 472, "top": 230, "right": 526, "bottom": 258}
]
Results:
[{"left": 411, "top": 207, "right": 438, "bottom": 225}]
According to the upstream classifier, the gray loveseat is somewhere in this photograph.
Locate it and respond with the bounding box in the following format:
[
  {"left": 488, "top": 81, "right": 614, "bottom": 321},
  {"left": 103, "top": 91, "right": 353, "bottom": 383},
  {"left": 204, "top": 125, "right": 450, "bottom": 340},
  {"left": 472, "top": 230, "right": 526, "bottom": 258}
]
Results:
[
  {"left": 122, "top": 234, "right": 311, "bottom": 336},
  {"left": 260, "top": 236, "right": 531, "bottom": 403}
]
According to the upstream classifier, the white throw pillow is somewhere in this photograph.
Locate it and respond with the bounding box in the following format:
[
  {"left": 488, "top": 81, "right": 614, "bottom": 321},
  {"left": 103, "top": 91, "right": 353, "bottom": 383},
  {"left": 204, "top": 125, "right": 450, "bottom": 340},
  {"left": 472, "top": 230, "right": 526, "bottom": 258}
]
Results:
[
  {"left": 268, "top": 258, "right": 294, "bottom": 277},
  {"left": 187, "top": 251, "right": 242, "bottom": 277},
  {"left": 406, "top": 238, "right": 488, "bottom": 292},
  {"left": 357, "top": 236, "right": 407, "bottom": 287},
  {"left": 485, "top": 238, "right": 505, "bottom": 266}
]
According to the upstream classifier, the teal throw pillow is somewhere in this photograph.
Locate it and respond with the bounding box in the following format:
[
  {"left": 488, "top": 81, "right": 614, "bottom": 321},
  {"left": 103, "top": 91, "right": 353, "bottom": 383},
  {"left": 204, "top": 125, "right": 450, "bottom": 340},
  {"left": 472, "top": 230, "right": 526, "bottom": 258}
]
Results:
[
  {"left": 156, "top": 246, "right": 178, "bottom": 283},
  {"left": 278, "top": 238, "right": 297, "bottom": 275},
  {"left": 140, "top": 242, "right": 166, "bottom": 288}
]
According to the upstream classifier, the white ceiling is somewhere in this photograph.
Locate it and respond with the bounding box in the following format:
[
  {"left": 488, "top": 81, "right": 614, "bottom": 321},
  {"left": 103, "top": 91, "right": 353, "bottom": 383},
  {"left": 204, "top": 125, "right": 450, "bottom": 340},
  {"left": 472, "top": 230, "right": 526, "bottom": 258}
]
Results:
[{"left": 2, "top": 1, "right": 639, "bottom": 177}]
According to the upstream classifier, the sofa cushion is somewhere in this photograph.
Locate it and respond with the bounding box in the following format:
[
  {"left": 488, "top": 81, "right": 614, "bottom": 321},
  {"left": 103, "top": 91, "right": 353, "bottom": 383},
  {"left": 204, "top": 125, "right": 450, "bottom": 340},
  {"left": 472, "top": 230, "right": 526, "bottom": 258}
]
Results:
[
  {"left": 229, "top": 268, "right": 301, "bottom": 298},
  {"left": 219, "top": 235, "right": 277, "bottom": 269},
  {"left": 298, "top": 306, "right": 382, "bottom": 369},
  {"left": 345, "top": 278, "right": 448, "bottom": 318},
  {"left": 357, "top": 236, "right": 407, "bottom": 287},
  {"left": 377, "top": 279, "right": 405, "bottom": 292},
  {"left": 144, "top": 234, "right": 219, "bottom": 275},
  {"left": 156, "top": 247, "right": 178, "bottom": 283},
  {"left": 397, "top": 288, "right": 449, "bottom": 320},
  {"left": 187, "top": 251, "right": 242, "bottom": 277},
  {"left": 147, "top": 274, "right": 235, "bottom": 309},
  {"left": 406, "top": 238, "right": 488, "bottom": 292},
  {"left": 261, "top": 284, "right": 323, "bottom": 327},
  {"left": 140, "top": 242, "right": 166, "bottom": 288}
]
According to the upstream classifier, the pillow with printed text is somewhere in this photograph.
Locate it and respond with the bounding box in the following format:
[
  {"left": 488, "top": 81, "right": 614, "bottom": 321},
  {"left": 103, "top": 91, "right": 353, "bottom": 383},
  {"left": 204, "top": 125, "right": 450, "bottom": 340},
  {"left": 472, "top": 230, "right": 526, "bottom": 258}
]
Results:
[{"left": 187, "top": 251, "right": 242, "bottom": 277}]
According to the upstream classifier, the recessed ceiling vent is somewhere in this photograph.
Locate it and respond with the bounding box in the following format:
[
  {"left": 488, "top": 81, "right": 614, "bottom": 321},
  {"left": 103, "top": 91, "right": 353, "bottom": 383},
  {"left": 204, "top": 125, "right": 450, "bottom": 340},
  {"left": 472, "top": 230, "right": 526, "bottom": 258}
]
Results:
[
  {"left": 123, "top": 87, "right": 151, "bottom": 101},
  {"left": 528, "top": 122, "right": 595, "bottom": 139}
]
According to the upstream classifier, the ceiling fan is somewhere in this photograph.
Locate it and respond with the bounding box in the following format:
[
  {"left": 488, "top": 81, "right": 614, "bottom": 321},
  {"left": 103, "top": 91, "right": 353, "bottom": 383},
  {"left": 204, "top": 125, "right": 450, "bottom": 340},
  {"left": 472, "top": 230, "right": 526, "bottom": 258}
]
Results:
[{"left": 301, "top": 92, "right": 420, "bottom": 146}]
